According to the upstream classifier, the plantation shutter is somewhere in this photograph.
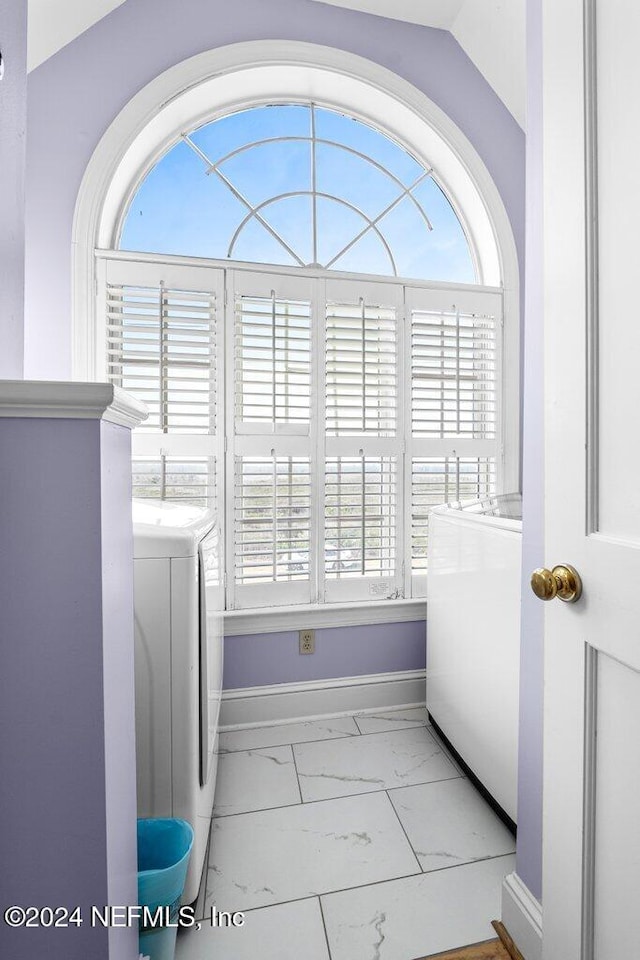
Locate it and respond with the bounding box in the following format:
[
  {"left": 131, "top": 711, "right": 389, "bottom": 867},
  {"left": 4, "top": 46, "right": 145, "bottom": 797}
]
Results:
[
  {"left": 405, "top": 286, "right": 503, "bottom": 596},
  {"left": 228, "top": 271, "right": 314, "bottom": 608},
  {"left": 234, "top": 290, "right": 311, "bottom": 433},
  {"left": 97, "top": 255, "right": 224, "bottom": 505},
  {"left": 99, "top": 253, "right": 506, "bottom": 610},
  {"left": 323, "top": 279, "right": 404, "bottom": 603}
]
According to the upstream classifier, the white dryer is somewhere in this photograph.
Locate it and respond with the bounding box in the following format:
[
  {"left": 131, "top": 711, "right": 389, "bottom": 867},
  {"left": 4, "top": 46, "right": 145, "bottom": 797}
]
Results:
[{"left": 133, "top": 500, "right": 223, "bottom": 903}]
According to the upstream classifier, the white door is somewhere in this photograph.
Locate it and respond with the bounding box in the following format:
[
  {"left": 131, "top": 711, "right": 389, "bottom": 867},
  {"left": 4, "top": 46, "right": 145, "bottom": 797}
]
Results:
[{"left": 542, "top": 0, "right": 640, "bottom": 957}]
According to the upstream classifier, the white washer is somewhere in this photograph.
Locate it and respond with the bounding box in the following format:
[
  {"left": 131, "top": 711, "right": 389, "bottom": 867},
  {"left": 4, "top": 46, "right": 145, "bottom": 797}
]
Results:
[{"left": 133, "top": 499, "right": 223, "bottom": 903}]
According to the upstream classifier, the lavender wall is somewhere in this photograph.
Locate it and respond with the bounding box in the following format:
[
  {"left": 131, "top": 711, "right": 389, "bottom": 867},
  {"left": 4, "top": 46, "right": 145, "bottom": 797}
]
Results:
[
  {"left": 515, "top": 0, "right": 544, "bottom": 902},
  {"left": 0, "top": 417, "right": 137, "bottom": 959},
  {"left": 24, "top": 0, "right": 524, "bottom": 378},
  {"left": 0, "top": 0, "right": 27, "bottom": 377},
  {"left": 224, "top": 620, "right": 426, "bottom": 689}
]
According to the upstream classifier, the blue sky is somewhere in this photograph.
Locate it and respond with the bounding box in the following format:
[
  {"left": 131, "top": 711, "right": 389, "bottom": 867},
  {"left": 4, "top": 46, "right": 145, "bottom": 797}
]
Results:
[{"left": 120, "top": 104, "right": 475, "bottom": 283}]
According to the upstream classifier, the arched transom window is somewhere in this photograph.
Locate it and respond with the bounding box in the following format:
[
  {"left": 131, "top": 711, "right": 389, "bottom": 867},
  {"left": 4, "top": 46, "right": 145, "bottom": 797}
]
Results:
[{"left": 120, "top": 104, "right": 475, "bottom": 283}]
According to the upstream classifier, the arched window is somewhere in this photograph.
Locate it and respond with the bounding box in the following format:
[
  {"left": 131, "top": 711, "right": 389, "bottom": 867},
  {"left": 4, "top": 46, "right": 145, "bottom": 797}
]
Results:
[
  {"left": 79, "top": 45, "right": 518, "bottom": 617},
  {"left": 119, "top": 104, "right": 475, "bottom": 283}
]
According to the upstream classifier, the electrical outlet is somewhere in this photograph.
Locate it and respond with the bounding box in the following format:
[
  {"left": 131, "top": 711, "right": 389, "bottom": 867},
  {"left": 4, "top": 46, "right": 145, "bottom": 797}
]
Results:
[{"left": 299, "top": 629, "right": 315, "bottom": 655}]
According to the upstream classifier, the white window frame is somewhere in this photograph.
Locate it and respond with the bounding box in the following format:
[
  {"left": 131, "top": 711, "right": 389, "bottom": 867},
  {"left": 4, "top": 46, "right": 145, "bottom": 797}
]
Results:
[
  {"left": 96, "top": 249, "right": 507, "bottom": 623},
  {"left": 75, "top": 42, "right": 521, "bottom": 628}
]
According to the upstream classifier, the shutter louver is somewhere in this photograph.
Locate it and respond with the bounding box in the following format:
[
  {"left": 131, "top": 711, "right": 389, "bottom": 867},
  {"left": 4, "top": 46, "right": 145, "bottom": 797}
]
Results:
[
  {"left": 234, "top": 456, "right": 311, "bottom": 585},
  {"left": 411, "top": 308, "right": 497, "bottom": 439},
  {"left": 234, "top": 293, "right": 311, "bottom": 431},
  {"left": 107, "top": 282, "right": 217, "bottom": 434},
  {"left": 411, "top": 456, "right": 497, "bottom": 573},
  {"left": 325, "top": 456, "right": 397, "bottom": 581},
  {"left": 132, "top": 456, "right": 215, "bottom": 504},
  {"left": 325, "top": 299, "right": 397, "bottom": 436}
]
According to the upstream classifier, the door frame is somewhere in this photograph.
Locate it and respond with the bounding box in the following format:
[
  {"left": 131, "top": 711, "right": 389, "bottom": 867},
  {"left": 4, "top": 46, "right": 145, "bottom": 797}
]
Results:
[{"left": 541, "top": 0, "right": 599, "bottom": 955}]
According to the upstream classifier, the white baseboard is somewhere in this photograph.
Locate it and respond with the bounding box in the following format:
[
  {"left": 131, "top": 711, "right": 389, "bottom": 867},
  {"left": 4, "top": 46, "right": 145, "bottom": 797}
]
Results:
[
  {"left": 220, "top": 669, "right": 426, "bottom": 729},
  {"left": 501, "top": 872, "right": 543, "bottom": 960}
]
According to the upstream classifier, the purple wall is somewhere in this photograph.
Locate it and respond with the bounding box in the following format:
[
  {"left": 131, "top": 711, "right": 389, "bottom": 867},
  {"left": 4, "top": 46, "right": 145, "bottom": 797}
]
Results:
[
  {"left": 224, "top": 620, "right": 426, "bottom": 689},
  {"left": 24, "top": 0, "right": 524, "bottom": 378},
  {"left": 0, "top": 0, "right": 27, "bottom": 377},
  {"left": 515, "top": 0, "right": 544, "bottom": 902},
  {"left": 0, "top": 417, "right": 137, "bottom": 959}
]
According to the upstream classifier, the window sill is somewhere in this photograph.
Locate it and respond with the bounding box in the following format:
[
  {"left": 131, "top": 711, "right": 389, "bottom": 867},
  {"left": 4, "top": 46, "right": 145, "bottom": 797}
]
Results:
[{"left": 224, "top": 597, "right": 426, "bottom": 636}]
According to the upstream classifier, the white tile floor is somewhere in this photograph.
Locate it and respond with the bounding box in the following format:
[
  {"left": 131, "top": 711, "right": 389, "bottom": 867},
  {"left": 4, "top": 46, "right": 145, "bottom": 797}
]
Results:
[{"left": 176, "top": 709, "right": 515, "bottom": 960}]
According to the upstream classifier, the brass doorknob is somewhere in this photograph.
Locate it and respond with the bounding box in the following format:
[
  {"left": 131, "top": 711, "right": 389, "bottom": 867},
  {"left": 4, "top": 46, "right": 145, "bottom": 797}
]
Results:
[{"left": 531, "top": 564, "right": 582, "bottom": 603}]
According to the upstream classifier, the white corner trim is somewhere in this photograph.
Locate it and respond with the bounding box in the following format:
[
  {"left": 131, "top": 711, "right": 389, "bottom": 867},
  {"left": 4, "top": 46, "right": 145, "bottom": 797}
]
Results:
[
  {"left": 220, "top": 669, "right": 427, "bottom": 729},
  {"left": 224, "top": 598, "right": 426, "bottom": 635},
  {"left": 501, "top": 872, "right": 543, "bottom": 960},
  {"left": 0, "top": 381, "right": 148, "bottom": 428}
]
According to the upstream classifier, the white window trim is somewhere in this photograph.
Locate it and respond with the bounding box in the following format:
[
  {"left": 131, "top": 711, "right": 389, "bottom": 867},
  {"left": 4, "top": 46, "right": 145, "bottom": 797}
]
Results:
[{"left": 223, "top": 597, "right": 426, "bottom": 636}]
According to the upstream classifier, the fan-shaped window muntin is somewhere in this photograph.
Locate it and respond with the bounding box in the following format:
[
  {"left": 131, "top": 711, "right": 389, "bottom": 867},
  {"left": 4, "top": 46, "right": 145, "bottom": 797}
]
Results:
[{"left": 120, "top": 104, "right": 476, "bottom": 283}]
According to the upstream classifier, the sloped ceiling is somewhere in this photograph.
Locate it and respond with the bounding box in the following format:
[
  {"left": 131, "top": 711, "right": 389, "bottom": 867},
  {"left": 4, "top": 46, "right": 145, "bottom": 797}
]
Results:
[
  {"left": 305, "top": 0, "right": 467, "bottom": 29},
  {"left": 310, "top": 0, "right": 526, "bottom": 127},
  {"left": 27, "top": 0, "right": 525, "bottom": 127},
  {"left": 27, "top": 0, "right": 126, "bottom": 71},
  {"left": 450, "top": 0, "right": 525, "bottom": 129}
]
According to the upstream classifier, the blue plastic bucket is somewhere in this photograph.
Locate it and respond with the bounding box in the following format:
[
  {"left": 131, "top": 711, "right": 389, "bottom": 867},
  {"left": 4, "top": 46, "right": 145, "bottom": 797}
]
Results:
[{"left": 137, "top": 818, "right": 194, "bottom": 960}]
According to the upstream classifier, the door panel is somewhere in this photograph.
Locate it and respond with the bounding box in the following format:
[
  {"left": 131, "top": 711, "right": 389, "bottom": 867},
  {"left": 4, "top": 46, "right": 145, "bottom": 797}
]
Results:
[
  {"left": 593, "top": 655, "right": 640, "bottom": 957},
  {"left": 596, "top": 0, "right": 640, "bottom": 543}
]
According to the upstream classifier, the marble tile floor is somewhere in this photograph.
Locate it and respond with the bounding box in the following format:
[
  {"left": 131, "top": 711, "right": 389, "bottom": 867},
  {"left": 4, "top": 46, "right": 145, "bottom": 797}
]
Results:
[{"left": 176, "top": 709, "right": 515, "bottom": 960}]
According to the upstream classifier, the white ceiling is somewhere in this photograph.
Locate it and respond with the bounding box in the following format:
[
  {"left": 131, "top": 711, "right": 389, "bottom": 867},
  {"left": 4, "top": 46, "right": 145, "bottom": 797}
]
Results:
[{"left": 27, "top": 0, "right": 525, "bottom": 128}]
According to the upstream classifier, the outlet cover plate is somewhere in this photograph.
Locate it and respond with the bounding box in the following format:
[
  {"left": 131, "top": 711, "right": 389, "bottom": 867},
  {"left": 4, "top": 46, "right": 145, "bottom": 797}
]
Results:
[{"left": 299, "top": 629, "right": 315, "bottom": 654}]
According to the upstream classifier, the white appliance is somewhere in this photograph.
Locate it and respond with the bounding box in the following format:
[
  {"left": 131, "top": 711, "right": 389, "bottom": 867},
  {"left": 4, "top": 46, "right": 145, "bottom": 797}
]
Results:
[
  {"left": 133, "top": 500, "right": 223, "bottom": 903},
  {"left": 427, "top": 495, "right": 522, "bottom": 825}
]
